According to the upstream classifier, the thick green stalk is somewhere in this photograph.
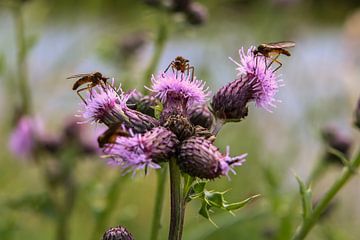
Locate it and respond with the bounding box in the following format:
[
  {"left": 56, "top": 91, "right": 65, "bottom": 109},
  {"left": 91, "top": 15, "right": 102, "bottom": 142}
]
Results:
[
  {"left": 150, "top": 166, "right": 168, "bottom": 240},
  {"left": 292, "top": 151, "right": 360, "bottom": 240},
  {"left": 168, "top": 159, "right": 184, "bottom": 240},
  {"left": 12, "top": 2, "right": 32, "bottom": 114}
]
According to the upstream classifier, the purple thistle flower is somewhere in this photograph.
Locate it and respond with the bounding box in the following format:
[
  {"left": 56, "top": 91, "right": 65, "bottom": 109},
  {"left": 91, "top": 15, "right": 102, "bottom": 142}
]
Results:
[
  {"left": 229, "top": 47, "right": 283, "bottom": 111},
  {"left": 178, "top": 137, "right": 246, "bottom": 179},
  {"left": 9, "top": 116, "right": 42, "bottom": 159},
  {"left": 79, "top": 83, "right": 159, "bottom": 132},
  {"left": 149, "top": 72, "right": 210, "bottom": 109},
  {"left": 106, "top": 127, "right": 179, "bottom": 175}
]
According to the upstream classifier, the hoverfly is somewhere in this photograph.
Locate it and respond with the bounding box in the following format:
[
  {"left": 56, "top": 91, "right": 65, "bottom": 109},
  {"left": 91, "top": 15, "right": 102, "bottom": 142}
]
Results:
[
  {"left": 164, "top": 56, "right": 195, "bottom": 81},
  {"left": 253, "top": 41, "right": 295, "bottom": 72},
  {"left": 97, "top": 123, "right": 130, "bottom": 148},
  {"left": 67, "top": 72, "right": 109, "bottom": 103}
]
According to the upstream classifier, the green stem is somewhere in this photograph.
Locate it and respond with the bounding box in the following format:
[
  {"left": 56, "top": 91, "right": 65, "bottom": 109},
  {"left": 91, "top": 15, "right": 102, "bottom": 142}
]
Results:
[
  {"left": 91, "top": 174, "right": 129, "bottom": 240},
  {"left": 12, "top": 2, "right": 32, "bottom": 114},
  {"left": 142, "top": 14, "right": 168, "bottom": 91},
  {"left": 292, "top": 151, "right": 360, "bottom": 240},
  {"left": 150, "top": 166, "right": 168, "bottom": 240},
  {"left": 168, "top": 159, "right": 184, "bottom": 240}
]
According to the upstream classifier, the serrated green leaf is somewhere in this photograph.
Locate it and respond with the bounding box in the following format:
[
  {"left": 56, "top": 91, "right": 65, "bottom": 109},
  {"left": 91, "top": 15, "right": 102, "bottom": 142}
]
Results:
[
  {"left": 204, "top": 191, "right": 225, "bottom": 208},
  {"left": 295, "top": 174, "right": 313, "bottom": 220},
  {"left": 152, "top": 103, "right": 163, "bottom": 120},
  {"left": 224, "top": 194, "right": 260, "bottom": 211},
  {"left": 193, "top": 181, "right": 206, "bottom": 194},
  {"left": 199, "top": 201, "right": 218, "bottom": 227}
]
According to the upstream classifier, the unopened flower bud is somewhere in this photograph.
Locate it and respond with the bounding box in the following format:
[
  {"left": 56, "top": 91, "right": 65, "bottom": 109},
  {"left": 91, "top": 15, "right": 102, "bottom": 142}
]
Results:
[
  {"left": 321, "top": 126, "right": 353, "bottom": 165},
  {"left": 355, "top": 97, "right": 360, "bottom": 129},
  {"left": 126, "top": 89, "right": 143, "bottom": 110},
  {"left": 211, "top": 77, "right": 250, "bottom": 122},
  {"left": 102, "top": 226, "right": 134, "bottom": 240},
  {"left": 163, "top": 115, "right": 195, "bottom": 140},
  {"left": 186, "top": 2, "right": 208, "bottom": 26},
  {"left": 137, "top": 95, "right": 160, "bottom": 117},
  {"left": 187, "top": 104, "right": 213, "bottom": 129},
  {"left": 178, "top": 137, "right": 246, "bottom": 179}
]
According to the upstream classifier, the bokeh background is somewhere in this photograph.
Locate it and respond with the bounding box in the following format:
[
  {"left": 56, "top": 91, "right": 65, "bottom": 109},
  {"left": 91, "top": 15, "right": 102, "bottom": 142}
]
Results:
[{"left": 1, "top": 0, "right": 360, "bottom": 239}]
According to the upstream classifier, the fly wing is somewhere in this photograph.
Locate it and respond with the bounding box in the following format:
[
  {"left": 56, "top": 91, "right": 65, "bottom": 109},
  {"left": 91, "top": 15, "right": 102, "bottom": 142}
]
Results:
[
  {"left": 263, "top": 41, "right": 295, "bottom": 49},
  {"left": 67, "top": 73, "right": 93, "bottom": 79}
]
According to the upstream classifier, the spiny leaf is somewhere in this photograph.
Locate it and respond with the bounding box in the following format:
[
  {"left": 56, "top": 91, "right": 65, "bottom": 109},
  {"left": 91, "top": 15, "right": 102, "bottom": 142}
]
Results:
[
  {"left": 295, "top": 174, "right": 313, "bottom": 220},
  {"left": 224, "top": 194, "right": 260, "bottom": 211},
  {"left": 204, "top": 191, "right": 226, "bottom": 208}
]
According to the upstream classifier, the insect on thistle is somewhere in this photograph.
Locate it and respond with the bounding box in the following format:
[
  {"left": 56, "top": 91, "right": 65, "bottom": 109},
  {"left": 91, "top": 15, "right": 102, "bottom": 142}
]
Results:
[
  {"left": 67, "top": 72, "right": 109, "bottom": 103},
  {"left": 253, "top": 41, "right": 295, "bottom": 72},
  {"left": 97, "top": 123, "right": 130, "bottom": 148},
  {"left": 164, "top": 56, "right": 195, "bottom": 81}
]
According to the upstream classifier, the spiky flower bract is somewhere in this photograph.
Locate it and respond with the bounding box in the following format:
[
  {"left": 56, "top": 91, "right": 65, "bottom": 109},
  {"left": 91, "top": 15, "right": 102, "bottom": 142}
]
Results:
[
  {"left": 178, "top": 137, "right": 246, "bottom": 179},
  {"left": 102, "top": 226, "right": 134, "bottom": 240}
]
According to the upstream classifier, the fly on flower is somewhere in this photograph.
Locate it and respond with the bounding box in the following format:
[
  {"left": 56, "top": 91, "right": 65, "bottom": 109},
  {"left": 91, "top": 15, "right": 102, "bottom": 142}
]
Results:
[
  {"left": 97, "top": 123, "right": 131, "bottom": 148},
  {"left": 253, "top": 41, "right": 295, "bottom": 72},
  {"left": 67, "top": 72, "right": 109, "bottom": 103},
  {"left": 164, "top": 56, "right": 195, "bottom": 81}
]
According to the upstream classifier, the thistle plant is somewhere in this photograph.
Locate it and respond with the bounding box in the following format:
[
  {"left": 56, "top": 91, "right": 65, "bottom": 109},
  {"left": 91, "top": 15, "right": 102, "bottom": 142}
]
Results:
[{"left": 72, "top": 46, "right": 285, "bottom": 239}]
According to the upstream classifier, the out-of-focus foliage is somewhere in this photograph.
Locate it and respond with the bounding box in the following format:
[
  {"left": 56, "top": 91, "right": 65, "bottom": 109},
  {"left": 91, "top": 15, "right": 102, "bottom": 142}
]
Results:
[{"left": 1, "top": 0, "right": 360, "bottom": 240}]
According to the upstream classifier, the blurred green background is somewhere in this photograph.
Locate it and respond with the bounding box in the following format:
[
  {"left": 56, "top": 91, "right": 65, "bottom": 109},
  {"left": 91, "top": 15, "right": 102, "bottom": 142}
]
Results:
[{"left": 1, "top": 0, "right": 360, "bottom": 239}]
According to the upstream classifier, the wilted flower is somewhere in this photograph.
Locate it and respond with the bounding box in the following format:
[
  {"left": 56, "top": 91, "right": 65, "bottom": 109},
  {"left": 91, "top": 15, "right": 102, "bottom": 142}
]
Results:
[
  {"left": 106, "top": 127, "right": 179, "bottom": 174},
  {"left": 102, "top": 225, "right": 134, "bottom": 240},
  {"left": 9, "top": 116, "right": 42, "bottom": 159},
  {"left": 178, "top": 137, "right": 246, "bottom": 179},
  {"left": 211, "top": 47, "right": 282, "bottom": 123},
  {"left": 79, "top": 83, "right": 159, "bottom": 132}
]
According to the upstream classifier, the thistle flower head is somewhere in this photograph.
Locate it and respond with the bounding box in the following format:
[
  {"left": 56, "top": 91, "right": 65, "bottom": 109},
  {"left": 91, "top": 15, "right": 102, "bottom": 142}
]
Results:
[
  {"left": 149, "top": 72, "right": 210, "bottom": 109},
  {"left": 229, "top": 47, "right": 283, "bottom": 111},
  {"left": 178, "top": 137, "right": 246, "bottom": 179},
  {"left": 187, "top": 104, "right": 214, "bottom": 129},
  {"left": 79, "top": 83, "right": 159, "bottom": 132},
  {"left": 106, "top": 127, "right": 179, "bottom": 175},
  {"left": 79, "top": 82, "right": 124, "bottom": 125},
  {"left": 9, "top": 116, "right": 43, "bottom": 159}
]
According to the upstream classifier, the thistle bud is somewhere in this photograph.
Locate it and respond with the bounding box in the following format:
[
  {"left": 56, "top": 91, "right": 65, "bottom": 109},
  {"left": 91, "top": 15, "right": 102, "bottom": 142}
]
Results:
[
  {"left": 163, "top": 115, "right": 195, "bottom": 140},
  {"left": 211, "top": 77, "right": 250, "bottom": 122},
  {"left": 137, "top": 95, "right": 160, "bottom": 117},
  {"left": 102, "top": 226, "right": 134, "bottom": 240},
  {"left": 126, "top": 89, "right": 143, "bottom": 110},
  {"left": 186, "top": 2, "right": 208, "bottom": 26},
  {"left": 121, "top": 107, "right": 160, "bottom": 133},
  {"left": 321, "top": 126, "right": 352, "bottom": 165},
  {"left": 178, "top": 137, "right": 246, "bottom": 179},
  {"left": 187, "top": 104, "right": 213, "bottom": 129},
  {"left": 355, "top": 97, "right": 360, "bottom": 129}
]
